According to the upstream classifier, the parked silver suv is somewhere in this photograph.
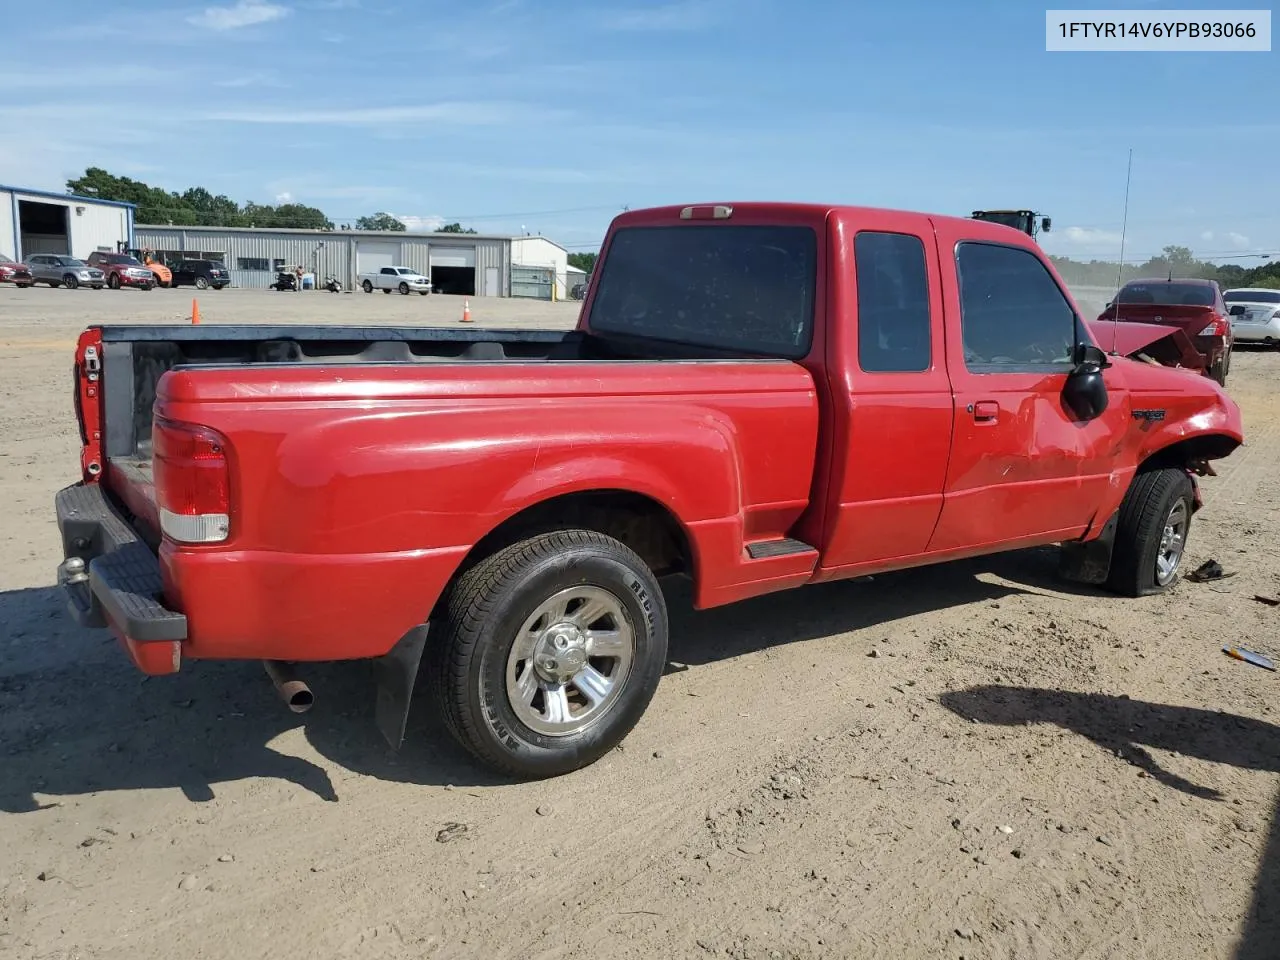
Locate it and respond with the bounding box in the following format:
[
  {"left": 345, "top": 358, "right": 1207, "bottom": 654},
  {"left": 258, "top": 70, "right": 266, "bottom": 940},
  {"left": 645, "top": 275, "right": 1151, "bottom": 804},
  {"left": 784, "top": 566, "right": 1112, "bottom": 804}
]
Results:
[{"left": 26, "top": 255, "right": 106, "bottom": 290}]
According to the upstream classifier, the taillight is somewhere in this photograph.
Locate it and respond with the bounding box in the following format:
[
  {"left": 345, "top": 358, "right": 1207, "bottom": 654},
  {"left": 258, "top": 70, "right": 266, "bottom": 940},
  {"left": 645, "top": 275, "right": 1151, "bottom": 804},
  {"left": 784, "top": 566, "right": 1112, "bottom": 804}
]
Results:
[
  {"left": 152, "top": 417, "right": 231, "bottom": 544},
  {"left": 1199, "top": 317, "right": 1228, "bottom": 336}
]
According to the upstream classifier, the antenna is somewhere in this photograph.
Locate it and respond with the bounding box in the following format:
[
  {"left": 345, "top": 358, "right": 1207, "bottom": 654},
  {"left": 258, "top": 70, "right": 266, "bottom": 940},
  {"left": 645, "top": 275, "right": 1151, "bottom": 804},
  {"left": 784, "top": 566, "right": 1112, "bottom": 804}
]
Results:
[{"left": 1110, "top": 147, "right": 1133, "bottom": 355}]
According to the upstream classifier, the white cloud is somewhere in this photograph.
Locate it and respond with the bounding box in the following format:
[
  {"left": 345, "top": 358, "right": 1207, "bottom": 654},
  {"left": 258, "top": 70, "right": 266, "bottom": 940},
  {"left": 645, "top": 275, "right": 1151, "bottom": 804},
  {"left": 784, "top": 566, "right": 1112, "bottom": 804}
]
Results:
[
  {"left": 205, "top": 101, "right": 552, "bottom": 126},
  {"left": 216, "top": 71, "right": 289, "bottom": 88},
  {"left": 1200, "top": 231, "right": 1215, "bottom": 242},
  {"left": 275, "top": 191, "right": 293, "bottom": 202},
  {"left": 1227, "top": 231, "right": 1251, "bottom": 249},
  {"left": 1058, "top": 226, "right": 1124, "bottom": 247},
  {"left": 395, "top": 215, "right": 446, "bottom": 232},
  {"left": 187, "top": 1, "right": 291, "bottom": 31},
  {"left": 597, "top": 0, "right": 718, "bottom": 31}
]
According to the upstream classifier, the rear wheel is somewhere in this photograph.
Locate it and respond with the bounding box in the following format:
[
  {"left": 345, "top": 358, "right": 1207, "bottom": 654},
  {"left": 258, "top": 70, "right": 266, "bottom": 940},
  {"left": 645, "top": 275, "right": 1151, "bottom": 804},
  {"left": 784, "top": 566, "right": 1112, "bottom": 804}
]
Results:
[
  {"left": 430, "top": 529, "right": 668, "bottom": 778},
  {"left": 362, "top": 279, "right": 373, "bottom": 293},
  {"left": 63, "top": 274, "right": 79, "bottom": 290},
  {"left": 1213, "top": 351, "right": 1230, "bottom": 386},
  {"left": 1106, "top": 468, "right": 1195, "bottom": 597}
]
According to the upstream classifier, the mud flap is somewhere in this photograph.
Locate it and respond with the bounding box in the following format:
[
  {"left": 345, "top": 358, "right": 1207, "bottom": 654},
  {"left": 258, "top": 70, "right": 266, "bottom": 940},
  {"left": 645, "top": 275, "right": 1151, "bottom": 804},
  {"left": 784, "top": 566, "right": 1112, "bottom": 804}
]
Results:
[
  {"left": 1058, "top": 512, "right": 1118, "bottom": 585},
  {"left": 372, "top": 624, "right": 429, "bottom": 751}
]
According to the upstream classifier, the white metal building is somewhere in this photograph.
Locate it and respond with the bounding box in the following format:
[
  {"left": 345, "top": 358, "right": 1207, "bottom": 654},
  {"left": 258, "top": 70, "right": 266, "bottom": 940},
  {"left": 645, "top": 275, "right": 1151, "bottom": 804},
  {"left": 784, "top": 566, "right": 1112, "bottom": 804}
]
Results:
[
  {"left": 133, "top": 224, "right": 516, "bottom": 295},
  {"left": 511, "top": 235, "right": 577, "bottom": 300},
  {"left": 1, "top": 184, "right": 135, "bottom": 261}
]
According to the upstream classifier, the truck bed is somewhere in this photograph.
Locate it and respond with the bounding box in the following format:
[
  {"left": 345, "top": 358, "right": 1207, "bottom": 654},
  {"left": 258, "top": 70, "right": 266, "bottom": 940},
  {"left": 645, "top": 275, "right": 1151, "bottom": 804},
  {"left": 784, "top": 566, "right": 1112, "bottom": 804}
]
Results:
[{"left": 90, "top": 324, "right": 819, "bottom": 588}]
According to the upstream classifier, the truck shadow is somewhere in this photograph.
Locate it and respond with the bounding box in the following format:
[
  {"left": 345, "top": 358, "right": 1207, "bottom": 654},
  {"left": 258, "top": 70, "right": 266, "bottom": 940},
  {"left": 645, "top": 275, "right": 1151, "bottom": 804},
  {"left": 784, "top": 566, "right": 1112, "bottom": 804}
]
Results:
[
  {"left": 939, "top": 685, "right": 1279, "bottom": 960},
  {"left": 2, "top": 554, "right": 1037, "bottom": 812}
]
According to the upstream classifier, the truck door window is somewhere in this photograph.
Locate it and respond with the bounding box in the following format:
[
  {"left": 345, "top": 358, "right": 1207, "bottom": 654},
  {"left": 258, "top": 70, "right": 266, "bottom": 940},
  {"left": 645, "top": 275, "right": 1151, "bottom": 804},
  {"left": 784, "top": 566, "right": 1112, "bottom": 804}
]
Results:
[
  {"left": 956, "top": 242, "right": 1075, "bottom": 371},
  {"left": 855, "top": 231, "right": 930, "bottom": 373},
  {"left": 588, "top": 225, "right": 817, "bottom": 359}
]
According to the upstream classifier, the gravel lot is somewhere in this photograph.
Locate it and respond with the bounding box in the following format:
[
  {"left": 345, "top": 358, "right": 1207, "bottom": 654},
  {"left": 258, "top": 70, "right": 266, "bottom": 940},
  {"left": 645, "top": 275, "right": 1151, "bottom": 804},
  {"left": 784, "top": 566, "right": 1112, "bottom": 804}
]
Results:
[{"left": 0, "top": 285, "right": 1277, "bottom": 960}]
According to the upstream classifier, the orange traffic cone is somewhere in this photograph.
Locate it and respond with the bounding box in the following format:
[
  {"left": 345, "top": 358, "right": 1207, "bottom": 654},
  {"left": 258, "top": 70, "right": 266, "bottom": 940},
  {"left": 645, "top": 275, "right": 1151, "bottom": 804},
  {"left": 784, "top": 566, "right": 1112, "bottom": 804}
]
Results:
[
  {"left": 461, "top": 298, "right": 472, "bottom": 323},
  {"left": 191, "top": 298, "right": 201, "bottom": 325}
]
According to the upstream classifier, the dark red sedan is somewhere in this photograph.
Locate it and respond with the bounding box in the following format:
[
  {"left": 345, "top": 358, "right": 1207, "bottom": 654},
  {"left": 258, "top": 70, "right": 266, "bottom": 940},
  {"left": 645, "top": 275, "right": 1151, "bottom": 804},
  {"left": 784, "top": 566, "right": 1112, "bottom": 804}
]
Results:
[{"left": 0, "top": 253, "right": 34, "bottom": 287}]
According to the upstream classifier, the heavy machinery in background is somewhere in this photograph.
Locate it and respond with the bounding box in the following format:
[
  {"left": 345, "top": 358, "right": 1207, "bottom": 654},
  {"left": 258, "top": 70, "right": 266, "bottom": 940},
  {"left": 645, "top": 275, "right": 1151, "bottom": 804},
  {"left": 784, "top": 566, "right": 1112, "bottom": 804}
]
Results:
[{"left": 970, "top": 209, "right": 1052, "bottom": 240}]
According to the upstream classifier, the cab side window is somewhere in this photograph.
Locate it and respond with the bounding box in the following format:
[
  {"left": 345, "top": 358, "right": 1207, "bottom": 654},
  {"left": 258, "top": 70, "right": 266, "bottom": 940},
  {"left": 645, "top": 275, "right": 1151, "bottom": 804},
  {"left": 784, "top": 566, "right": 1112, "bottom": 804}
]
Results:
[
  {"left": 855, "top": 231, "right": 931, "bottom": 373},
  {"left": 957, "top": 242, "right": 1076, "bottom": 371}
]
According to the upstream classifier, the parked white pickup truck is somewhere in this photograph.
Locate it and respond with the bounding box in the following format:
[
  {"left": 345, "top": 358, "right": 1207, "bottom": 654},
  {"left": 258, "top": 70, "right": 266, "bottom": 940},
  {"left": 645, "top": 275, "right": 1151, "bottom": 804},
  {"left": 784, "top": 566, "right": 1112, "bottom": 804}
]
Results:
[{"left": 359, "top": 265, "right": 433, "bottom": 295}]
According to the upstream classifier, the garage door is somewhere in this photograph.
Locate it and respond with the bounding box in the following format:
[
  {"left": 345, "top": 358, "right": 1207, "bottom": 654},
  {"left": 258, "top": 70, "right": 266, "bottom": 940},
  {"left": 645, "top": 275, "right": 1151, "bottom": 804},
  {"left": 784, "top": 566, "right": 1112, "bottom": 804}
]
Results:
[
  {"left": 357, "top": 240, "right": 400, "bottom": 273},
  {"left": 429, "top": 245, "right": 476, "bottom": 268}
]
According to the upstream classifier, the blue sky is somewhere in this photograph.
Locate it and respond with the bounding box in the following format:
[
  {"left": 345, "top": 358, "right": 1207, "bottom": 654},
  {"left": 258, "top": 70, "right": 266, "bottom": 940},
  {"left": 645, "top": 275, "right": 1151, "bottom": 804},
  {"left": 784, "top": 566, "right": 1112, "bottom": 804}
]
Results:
[{"left": 0, "top": 0, "right": 1275, "bottom": 259}]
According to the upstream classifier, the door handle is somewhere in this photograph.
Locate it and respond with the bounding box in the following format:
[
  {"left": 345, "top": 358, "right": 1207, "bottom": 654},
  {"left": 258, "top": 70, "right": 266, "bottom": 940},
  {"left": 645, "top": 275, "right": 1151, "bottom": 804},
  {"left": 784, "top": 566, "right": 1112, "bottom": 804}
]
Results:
[{"left": 971, "top": 401, "right": 999, "bottom": 423}]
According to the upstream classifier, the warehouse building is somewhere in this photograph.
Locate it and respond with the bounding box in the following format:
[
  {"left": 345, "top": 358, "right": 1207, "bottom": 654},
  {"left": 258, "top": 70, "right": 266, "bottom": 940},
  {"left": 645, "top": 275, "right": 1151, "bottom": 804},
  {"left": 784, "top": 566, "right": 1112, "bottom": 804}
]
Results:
[
  {"left": 1, "top": 184, "right": 136, "bottom": 261},
  {"left": 133, "top": 224, "right": 519, "bottom": 296},
  {"left": 511, "top": 235, "right": 587, "bottom": 300}
]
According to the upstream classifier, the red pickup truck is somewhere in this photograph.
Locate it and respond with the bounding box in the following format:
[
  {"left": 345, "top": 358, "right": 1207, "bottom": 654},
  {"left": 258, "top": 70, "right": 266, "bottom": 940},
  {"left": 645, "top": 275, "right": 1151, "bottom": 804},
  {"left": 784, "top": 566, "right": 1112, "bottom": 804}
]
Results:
[{"left": 54, "top": 202, "right": 1243, "bottom": 779}]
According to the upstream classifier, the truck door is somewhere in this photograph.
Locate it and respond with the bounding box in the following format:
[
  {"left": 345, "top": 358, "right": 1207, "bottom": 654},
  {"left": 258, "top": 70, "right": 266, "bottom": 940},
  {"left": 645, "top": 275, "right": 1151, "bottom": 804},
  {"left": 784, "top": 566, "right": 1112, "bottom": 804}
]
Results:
[
  {"left": 927, "top": 224, "right": 1129, "bottom": 552},
  {"left": 815, "top": 216, "right": 954, "bottom": 574}
]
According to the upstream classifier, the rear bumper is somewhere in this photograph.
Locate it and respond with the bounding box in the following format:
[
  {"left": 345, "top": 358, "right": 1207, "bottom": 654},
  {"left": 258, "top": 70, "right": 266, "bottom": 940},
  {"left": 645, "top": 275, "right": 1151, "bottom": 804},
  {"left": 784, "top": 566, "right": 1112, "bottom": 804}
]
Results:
[
  {"left": 55, "top": 482, "right": 186, "bottom": 675},
  {"left": 1231, "top": 317, "right": 1280, "bottom": 342}
]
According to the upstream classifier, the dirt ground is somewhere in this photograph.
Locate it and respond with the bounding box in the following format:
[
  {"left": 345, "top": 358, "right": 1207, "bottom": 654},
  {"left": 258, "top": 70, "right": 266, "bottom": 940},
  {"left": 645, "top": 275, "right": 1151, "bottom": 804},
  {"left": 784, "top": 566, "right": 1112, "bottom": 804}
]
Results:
[{"left": 0, "top": 285, "right": 1276, "bottom": 960}]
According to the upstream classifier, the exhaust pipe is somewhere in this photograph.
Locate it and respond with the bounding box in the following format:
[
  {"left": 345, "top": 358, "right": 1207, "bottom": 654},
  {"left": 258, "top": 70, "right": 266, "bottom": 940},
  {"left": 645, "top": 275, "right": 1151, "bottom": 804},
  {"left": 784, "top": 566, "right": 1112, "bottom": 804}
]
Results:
[{"left": 263, "top": 660, "right": 314, "bottom": 714}]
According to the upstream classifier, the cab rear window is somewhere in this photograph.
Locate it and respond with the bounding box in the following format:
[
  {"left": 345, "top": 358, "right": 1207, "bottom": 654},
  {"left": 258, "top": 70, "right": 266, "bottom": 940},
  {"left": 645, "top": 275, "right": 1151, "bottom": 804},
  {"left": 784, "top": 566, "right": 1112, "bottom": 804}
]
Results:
[{"left": 587, "top": 225, "right": 817, "bottom": 358}]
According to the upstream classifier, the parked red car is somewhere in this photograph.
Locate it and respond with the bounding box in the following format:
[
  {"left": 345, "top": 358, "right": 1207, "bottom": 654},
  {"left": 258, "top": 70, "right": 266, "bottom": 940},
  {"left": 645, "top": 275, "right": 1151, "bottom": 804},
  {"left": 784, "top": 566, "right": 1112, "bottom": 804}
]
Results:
[
  {"left": 1092, "top": 278, "right": 1234, "bottom": 385},
  {"left": 86, "top": 251, "right": 157, "bottom": 291},
  {"left": 54, "top": 202, "right": 1243, "bottom": 778},
  {"left": 0, "top": 253, "right": 33, "bottom": 287}
]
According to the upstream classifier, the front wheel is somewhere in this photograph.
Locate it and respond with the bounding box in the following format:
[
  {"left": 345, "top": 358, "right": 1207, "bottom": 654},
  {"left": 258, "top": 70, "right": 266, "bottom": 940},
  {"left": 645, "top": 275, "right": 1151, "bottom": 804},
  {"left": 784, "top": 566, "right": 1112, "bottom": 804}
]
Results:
[
  {"left": 1107, "top": 468, "right": 1195, "bottom": 597},
  {"left": 398, "top": 282, "right": 409, "bottom": 295},
  {"left": 194, "top": 276, "right": 209, "bottom": 290},
  {"left": 430, "top": 529, "right": 668, "bottom": 778},
  {"left": 108, "top": 274, "right": 121, "bottom": 289},
  {"left": 63, "top": 274, "right": 79, "bottom": 290}
]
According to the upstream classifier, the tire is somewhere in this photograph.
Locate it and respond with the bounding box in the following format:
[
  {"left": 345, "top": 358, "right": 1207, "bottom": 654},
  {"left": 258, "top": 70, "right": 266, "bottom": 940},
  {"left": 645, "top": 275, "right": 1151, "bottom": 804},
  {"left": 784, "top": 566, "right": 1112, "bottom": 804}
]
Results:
[
  {"left": 108, "top": 274, "right": 121, "bottom": 289},
  {"left": 63, "top": 274, "right": 79, "bottom": 290},
  {"left": 362, "top": 280, "right": 373, "bottom": 293},
  {"left": 430, "top": 529, "right": 668, "bottom": 778},
  {"left": 419, "top": 290, "right": 428, "bottom": 296},
  {"left": 16, "top": 283, "right": 30, "bottom": 289},
  {"left": 398, "top": 282, "right": 409, "bottom": 295},
  {"left": 142, "top": 283, "right": 153, "bottom": 291},
  {"left": 1106, "top": 468, "right": 1195, "bottom": 597},
  {"left": 1213, "top": 351, "right": 1230, "bottom": 386},
  {"left": 194, "top": 276, "right": 209, "bottom": 290},
  {"left": 382, "top": 287, "right": 391, "bottom": 294}
]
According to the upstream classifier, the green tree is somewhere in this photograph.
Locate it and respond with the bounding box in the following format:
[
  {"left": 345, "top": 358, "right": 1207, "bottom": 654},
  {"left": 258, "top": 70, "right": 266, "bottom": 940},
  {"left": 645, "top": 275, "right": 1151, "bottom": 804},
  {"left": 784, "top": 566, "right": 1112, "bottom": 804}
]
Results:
[
  {"left": 64, "top": 167, "right": 333, "bottom": 230},
  {"left": 568, "top": 252, "right": 597, "bottom": 274},
  {"left": 437, "top": 222, "right": 477, "bottom": 234},
  {"left": 355, "top": 212, "right": 407, "bottom": 231}
]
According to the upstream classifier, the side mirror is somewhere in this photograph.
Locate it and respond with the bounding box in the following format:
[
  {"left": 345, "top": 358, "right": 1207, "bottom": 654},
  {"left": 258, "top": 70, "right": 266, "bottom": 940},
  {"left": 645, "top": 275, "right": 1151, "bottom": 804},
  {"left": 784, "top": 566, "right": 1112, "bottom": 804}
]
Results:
[
  {"left": 1040, "top": 217, "right": 1052, "bottom": 233},
  {"left": 1228, "top": 304, "right": 1246, "bottom": 316},
  {"left": 1074, "top": 341, "right": 1112, "bottom": 368},
  {"left": 1064, "top": 342, "right": 1110, "bottom": 421}
]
